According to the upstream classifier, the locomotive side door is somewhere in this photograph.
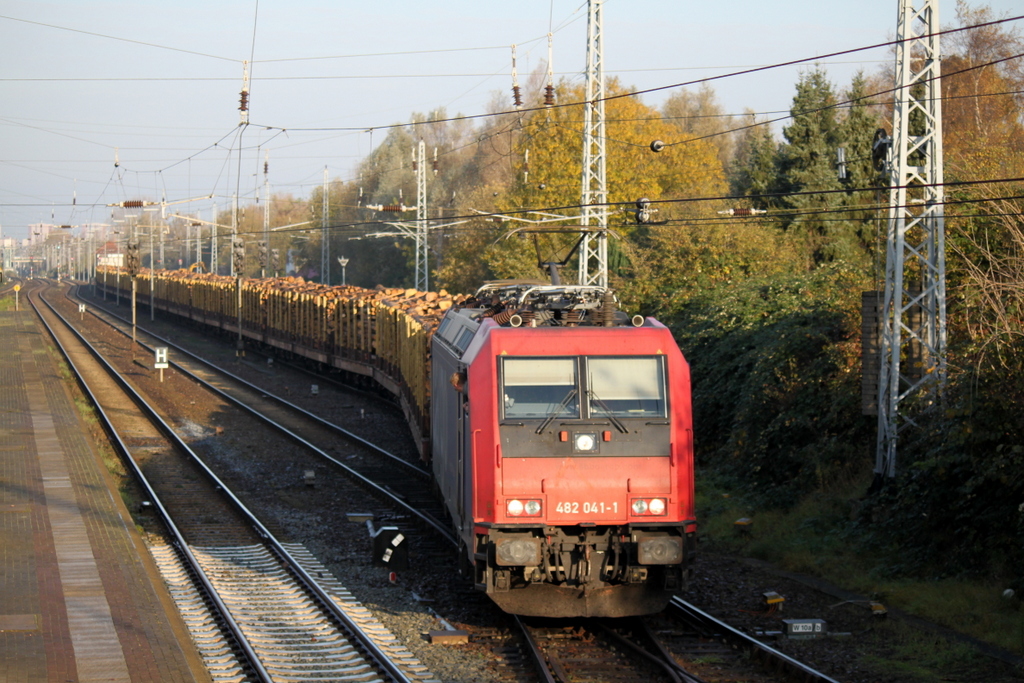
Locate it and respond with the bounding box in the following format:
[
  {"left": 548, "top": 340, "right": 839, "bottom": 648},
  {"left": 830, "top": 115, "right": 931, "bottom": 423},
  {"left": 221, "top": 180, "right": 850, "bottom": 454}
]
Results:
[{"left": 457, "top": 391, "right": 467, "bottom": 521}]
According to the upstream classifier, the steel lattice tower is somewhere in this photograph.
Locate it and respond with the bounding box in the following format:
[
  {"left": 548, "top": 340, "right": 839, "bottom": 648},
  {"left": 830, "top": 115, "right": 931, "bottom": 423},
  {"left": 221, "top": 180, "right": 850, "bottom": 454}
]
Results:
[
  {"left": 262, "top": 152, "right": 270, "bottom": 278},
  {"left": 415, "top": 140, "right": 428, "bottom": 292},
  {"left": 578, "top": 0, "right": 608, "bottom": 288},
  {"left": 876, "top": 0, "right": 946, "bottom": 478},
  {"left": 210, "top": 204, "right": 218, "bottom": 274},
  {"left": 321, "top": 166, "right": 329, "bottom": 285}
]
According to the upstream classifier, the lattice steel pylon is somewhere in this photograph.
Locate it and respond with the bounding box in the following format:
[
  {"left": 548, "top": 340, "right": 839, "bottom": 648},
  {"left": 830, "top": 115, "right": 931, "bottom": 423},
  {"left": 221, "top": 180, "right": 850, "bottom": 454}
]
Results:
[
  {"left": 577, "top": 0, "right": 608, "bottom": 288},
  {"left": 415, "top": 140, "right": 428, "bottom": 292},
  {"left": 875, "top": 0, "right": 946, "bottom": 479},
  {"left": 321, "top": 166, "right": 329, "bottom": 285}
]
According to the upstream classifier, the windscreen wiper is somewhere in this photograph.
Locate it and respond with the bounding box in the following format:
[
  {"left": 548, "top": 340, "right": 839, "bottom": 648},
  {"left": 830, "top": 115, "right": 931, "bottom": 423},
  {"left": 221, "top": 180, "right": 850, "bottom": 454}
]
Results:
[
  {"left": 535, "top": 389, "right": 578, "bottom": 435},
  {"left": 588, "top": 390, "right": 629, "bottom": 433}
]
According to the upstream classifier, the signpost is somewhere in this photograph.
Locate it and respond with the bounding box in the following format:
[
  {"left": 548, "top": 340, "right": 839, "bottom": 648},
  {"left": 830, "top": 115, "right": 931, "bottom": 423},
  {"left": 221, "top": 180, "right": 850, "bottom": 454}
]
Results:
[{"left": 154, "top": 347, "right": 169, "bottom": 382}]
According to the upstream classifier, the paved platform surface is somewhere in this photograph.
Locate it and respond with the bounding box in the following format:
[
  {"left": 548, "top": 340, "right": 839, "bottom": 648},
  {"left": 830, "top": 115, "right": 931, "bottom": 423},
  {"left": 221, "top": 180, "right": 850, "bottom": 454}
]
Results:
[{"left": 0, "top": 305, "right": 210, "bottom": 683}]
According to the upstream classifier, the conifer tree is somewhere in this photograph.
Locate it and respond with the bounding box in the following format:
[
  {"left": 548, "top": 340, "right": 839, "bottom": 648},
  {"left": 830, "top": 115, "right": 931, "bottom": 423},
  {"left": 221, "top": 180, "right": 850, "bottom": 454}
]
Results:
[
  {"left": 730, "top": 113, "right": 782, "bottom": 208},
  {"left": 838, "top": 71, "right": 885, "bottom": 268},
  {"left": 779, "top": 67, "right": 865, "bottom": 266}
]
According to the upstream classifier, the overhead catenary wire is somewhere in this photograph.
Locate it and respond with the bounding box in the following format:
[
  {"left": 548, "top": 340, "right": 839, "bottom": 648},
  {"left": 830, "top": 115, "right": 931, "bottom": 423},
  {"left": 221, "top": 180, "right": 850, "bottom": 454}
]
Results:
[
  {"left": 242, "top": 14, "right": 1023, "bottom": 138},
  {"left": 176, "top": 175, "right": 1024, "bottom": 244},
  {"left": 8, "top": 13, "right": 1022, "bottom": 233}
]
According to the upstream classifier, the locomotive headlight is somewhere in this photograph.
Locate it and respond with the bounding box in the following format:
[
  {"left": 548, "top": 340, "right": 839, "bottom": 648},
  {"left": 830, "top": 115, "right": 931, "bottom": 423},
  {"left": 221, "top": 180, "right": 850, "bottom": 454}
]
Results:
[
  {"left": 637, "top": 535, "right": 683, "bottom": 565},
  {"left": 506, "top": 499, "right": 542, "bottom": 517},
  {"left": 495, "top": 537, "right": 541, "bottom": 566},
  {"left": 573, "top": 432, "right": 598, "bottom": 453},
  {"left": 631, "top": 498, "right": 668, "bottom": 516}
]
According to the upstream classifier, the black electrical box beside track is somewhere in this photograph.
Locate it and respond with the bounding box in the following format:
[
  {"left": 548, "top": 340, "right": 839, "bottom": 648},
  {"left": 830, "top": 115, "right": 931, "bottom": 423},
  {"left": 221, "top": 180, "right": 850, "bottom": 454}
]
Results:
[{"left": 372, "top": 526, "right": 409, "bottom": 570}]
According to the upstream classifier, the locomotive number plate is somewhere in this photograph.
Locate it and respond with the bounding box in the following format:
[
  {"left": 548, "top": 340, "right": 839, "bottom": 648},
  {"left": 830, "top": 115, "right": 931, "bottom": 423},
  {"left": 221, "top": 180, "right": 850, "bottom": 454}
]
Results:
[{"left": 555, "top": 501, "right": 618, "bottom": 514}]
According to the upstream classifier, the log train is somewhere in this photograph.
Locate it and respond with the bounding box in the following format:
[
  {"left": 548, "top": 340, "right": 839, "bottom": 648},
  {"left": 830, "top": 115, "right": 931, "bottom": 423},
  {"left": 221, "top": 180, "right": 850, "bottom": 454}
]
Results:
[{"left": 94, "top": 268, "right": 697, "bottom": 617}]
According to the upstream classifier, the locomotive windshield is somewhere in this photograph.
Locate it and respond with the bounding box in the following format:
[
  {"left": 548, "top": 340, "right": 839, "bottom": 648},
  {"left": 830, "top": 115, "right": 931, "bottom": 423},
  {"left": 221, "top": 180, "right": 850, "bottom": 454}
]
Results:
[
  {"left": 502, "top": 358, "right": 580, "bottom": 419},
  {"left": 587, "top": 357, "right": 666, "bottom": 418},
  {"left": 501, "top": 356, "right": 666, "bottom": 420}
]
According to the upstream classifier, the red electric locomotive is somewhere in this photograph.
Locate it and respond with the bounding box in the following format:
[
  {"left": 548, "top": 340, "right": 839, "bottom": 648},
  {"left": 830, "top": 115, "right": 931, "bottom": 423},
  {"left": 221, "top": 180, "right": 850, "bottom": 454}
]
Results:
[{"left": 430, "top": 282, "right": 696, "bottom": 617}]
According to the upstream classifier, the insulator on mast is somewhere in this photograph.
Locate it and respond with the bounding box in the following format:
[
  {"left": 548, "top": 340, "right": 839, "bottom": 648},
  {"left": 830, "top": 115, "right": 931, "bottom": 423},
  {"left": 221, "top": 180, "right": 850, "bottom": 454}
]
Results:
[
  {"left": 836, "top": 146, "right": 848, "bottom": 181},
  {"left": 544, "top": 33, "right": 555, "bottom": 107},
  {"left": 635, "top": 198, "right": 652, "bottom": 224},
  {"left": 239, "top": 60, "right": 251, "bottom": 126},
  {"left": 511, "top": 44, "right": 523, "bottom": 107},
  {"left": 718, "top": 208, "right": 767, "bottom": 216},
  {"left": 432, "top": 147, "right": 438, "bottom": 176}
]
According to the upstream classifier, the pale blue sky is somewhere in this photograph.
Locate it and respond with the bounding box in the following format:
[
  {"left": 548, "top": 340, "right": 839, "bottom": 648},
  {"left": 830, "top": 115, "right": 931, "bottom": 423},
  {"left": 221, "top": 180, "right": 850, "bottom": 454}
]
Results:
[{"left": 1, "top": 0, "right": 1021, "bottom": 240}]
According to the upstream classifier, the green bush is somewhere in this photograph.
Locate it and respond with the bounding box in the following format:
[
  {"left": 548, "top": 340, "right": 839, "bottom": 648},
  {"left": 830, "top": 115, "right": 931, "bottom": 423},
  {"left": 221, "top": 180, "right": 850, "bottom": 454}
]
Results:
[
  {"left": 666, "top": 263, "right": 872, "bottom": 507},
  {"left": 854, "top": 367, "right": 1024, "bottom": 584}
]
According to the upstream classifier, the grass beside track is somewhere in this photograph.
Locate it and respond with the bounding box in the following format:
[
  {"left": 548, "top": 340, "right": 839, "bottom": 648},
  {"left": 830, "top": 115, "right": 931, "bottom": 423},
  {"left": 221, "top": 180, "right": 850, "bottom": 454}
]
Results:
[{"left": 695, "top": 470, "right": 1024, "bottom": 677}]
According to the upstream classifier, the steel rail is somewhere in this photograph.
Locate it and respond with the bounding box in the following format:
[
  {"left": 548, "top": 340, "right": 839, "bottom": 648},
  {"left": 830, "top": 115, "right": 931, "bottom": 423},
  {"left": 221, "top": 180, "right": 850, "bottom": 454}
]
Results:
[
  {"left": 36, "top": 284, "right": 421, "bottom": 683},
  {"left": 633, "top": 617, "right": 709, "bottom": 683},
  {"left": 596, "top": 622, "right": 684, "bottom": 683},
  {"left": 67, "top": 285, "right": 455, "bottom": 544},
  {"left": 668, "top": 597, "right": 843, "bottom": 683},
  {"left": 511, "top": 615, "right": 557, "bottom": 683},
  {"left": 69, "top": 285, "right": 428, "bottom": 478},
  {"left": 27, "top": 284, "right": 274, "bottom": 683}
]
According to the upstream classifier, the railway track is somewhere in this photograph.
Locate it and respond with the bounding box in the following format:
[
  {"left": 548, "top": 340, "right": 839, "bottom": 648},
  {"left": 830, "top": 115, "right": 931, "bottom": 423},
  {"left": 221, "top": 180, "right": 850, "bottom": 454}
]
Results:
[
  {"left": 664, "top": 598, "right": 842, "bottom": 683},
  {"left": 59, "top": 281, "right": 846, "bottom": 683},
  {"left": 30, "top": 280, "right": 438, "bottom": 683},
  {"left": 510, "top": 604, "right": 843, "bottom": 683},
  {"left": 514, "top": 616, "right": 689, "bottom": 683},
  {"left": 63, "top": 284, "right": 456, "bottom": 545}
]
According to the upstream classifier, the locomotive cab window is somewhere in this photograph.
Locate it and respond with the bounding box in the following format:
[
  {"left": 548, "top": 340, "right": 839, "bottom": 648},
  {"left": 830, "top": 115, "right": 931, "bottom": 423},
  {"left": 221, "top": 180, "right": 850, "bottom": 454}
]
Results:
[
  {"left": 587, "top": 357, "right": 667, "bottom": 418},
  {"left": 501, "top": 358, "right": 580, "bottom": 419},
  {"left": 501, "top": 356, "right": 666, "bottom": 422}
]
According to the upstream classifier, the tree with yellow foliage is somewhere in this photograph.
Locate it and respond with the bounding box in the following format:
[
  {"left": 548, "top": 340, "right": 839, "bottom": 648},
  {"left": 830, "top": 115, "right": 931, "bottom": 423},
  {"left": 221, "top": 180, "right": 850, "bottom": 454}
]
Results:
[{"left": 460, "top": 78, "right": 728, "bottom": 287}]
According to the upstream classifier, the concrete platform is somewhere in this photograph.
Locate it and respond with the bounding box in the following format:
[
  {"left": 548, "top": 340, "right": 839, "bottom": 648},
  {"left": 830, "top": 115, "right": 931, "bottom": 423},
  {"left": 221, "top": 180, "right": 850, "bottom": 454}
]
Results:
[{"left": 0, "top": 306, "right": 209, "bottom": 683}]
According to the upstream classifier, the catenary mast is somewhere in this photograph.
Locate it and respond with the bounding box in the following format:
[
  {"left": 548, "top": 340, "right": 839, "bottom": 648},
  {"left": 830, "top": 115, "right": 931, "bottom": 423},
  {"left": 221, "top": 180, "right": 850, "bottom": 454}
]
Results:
[
  {"left": 875, "top": 0, "right": 946, "bottom": 480},
  {"left": 415, "top": 140, "right": 428, "bottom": 292},
  {"left": 578, "top": 0, "right": 608, "bottom": 288}
]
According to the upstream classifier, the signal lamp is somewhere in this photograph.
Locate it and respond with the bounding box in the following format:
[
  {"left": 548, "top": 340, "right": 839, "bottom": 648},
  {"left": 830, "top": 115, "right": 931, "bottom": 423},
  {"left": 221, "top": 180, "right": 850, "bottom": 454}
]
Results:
[{"left": 573, "top": 433, "right": 598, "bottom": 453}]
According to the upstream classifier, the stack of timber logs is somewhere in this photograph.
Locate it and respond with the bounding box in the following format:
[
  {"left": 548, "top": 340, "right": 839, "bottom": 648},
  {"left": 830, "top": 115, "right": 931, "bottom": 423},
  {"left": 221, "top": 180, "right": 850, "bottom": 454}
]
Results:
[{"left": 95, "top": 267, "right": 467, "bottom": 457}]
